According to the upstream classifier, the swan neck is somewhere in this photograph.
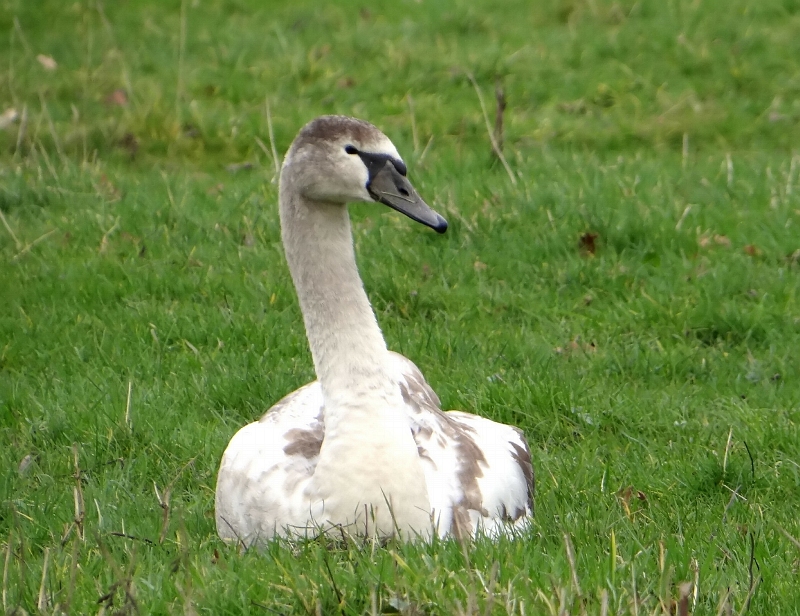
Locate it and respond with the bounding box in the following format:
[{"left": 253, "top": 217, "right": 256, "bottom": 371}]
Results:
[{"left": 280, "top": 189, "right": 393, "bottom": 402}]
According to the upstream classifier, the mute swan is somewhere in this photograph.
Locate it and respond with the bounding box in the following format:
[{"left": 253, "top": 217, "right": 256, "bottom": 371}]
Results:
[{"left": 215, "top": 115, "right": 534, "bottom": 544}]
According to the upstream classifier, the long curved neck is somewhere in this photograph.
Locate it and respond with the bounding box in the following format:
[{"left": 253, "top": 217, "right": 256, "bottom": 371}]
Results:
[{"left": 280, "top": 186, "right": 396, "bottom": 410}]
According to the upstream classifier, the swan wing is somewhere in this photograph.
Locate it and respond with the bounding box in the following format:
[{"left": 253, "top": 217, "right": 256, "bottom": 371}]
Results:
[
  {"left": 390, "top": 352, "right": 534, "bottom": 538},
  {"left": 215, "top": 382, "right": 324, "bottom": 545}
]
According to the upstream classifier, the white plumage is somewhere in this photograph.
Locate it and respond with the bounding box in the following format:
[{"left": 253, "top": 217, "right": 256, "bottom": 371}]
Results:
[{"left": 215, "top": 116, "right": 534, "bottom": 545}]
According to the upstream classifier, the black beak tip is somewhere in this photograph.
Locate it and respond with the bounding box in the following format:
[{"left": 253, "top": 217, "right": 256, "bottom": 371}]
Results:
[{"left": 433, "top": 215, "right": 448, "bottom": 234}]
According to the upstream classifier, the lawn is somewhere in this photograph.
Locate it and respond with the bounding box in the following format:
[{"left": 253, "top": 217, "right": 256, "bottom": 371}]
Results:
[{"left": 1, "top": 0, "right": 799, "bottom": 613}]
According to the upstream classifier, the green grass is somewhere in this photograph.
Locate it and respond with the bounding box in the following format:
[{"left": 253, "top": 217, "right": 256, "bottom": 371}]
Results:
[{"left": 1, "top": 0, "right": 799, "bottom": 613}]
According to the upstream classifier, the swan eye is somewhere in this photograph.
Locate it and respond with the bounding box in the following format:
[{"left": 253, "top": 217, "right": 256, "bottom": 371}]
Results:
[{"left": 344, "top": 145, "right": 358, "bottom": 155}]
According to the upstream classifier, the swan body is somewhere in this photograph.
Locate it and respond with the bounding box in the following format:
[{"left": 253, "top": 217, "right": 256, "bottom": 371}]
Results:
[{"left": 215, "top": 116, "right": 534, "bottom": 545}]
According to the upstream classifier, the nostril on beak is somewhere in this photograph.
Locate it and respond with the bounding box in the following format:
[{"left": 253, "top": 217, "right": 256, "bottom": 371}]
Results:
[{"left": 397, "top": 185, "right": 410, "bottom": 197}]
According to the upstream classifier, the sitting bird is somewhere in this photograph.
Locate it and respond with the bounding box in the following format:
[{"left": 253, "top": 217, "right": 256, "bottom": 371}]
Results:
[{"left": 215, "top": 116, "right": 534, "bottom": 545}]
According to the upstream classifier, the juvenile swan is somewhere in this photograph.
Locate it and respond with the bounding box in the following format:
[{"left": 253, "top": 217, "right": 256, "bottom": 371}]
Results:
[{"left": 215, "top": 116, "right": 533, "bottom": 544}]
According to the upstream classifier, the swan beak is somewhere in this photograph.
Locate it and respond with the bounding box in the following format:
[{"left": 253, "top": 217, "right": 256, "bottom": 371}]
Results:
[{"left": 367, "top": 162, "right": 448, "bottom": 234}]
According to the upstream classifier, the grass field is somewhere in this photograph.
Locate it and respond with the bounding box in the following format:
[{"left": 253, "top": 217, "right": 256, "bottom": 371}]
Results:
[{"left": 2, "top": 0, "right": 800, "bottom": 613}]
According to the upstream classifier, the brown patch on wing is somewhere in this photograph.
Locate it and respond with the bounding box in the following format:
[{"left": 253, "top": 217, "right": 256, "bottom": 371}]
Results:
[
  {"left": 396, "top": 358, "right": 501, "bottom": 528},
  {"left": 417, "top": 445, "right": 436, "bottom": 469},
  {"left": 402, "top": 376, "right": 490, "bottom": 522},
  {"left": 499, "top": 502, "right": 525, "bottom": 523},
  {"left": 451, "top": 506, "right": 472, "bottom": 540},
  {"left": 498, "top": 503, "right": 511, "bottom": 522},
  {"left": 283, "top": 427, "right": 323, "bottom": 459},
  {"left": 399, "top": 382, "right": 418, "bottom": 411},
  {"left": 450, "top": 423, "right": 489, "bottom": 517},
  {"left": 401, "top": 362, "right": 442, "bottom": 410},
  {"left": 510, "top": 439, "right": 535, "bottom": 513},
  {"left": 283, "top": 409, "right": 324, "bottom": 459}
]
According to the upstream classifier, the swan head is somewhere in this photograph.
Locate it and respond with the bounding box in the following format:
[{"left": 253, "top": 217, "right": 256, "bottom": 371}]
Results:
[{"left": 281, "top": 116, "right": 448, "bottom": 233}]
